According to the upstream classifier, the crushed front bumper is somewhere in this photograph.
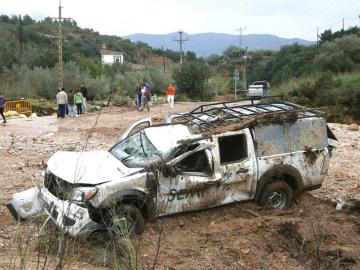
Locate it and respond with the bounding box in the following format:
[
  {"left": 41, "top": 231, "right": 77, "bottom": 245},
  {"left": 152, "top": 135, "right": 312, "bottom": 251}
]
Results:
[{"left": 7, "top": 187, "right": 100, "bottom": 237}]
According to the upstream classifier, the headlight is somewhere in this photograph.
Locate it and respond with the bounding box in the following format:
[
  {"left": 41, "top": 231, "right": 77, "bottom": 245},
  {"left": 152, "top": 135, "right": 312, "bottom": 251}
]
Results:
[{"left": 68, "top": 187, "right": 98, "bottom": 202}]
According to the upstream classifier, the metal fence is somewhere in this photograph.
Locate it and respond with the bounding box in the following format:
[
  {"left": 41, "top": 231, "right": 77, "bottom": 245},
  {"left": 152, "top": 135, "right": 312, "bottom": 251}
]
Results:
[{"left": 5, "top": 100, "right": 32, "bottom": 116}]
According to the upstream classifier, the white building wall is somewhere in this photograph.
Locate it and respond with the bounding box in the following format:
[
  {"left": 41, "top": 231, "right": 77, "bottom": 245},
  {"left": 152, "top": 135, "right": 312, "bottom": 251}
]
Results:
[{"left": 102, "top": 54, "right": 124, "bottom": 65}]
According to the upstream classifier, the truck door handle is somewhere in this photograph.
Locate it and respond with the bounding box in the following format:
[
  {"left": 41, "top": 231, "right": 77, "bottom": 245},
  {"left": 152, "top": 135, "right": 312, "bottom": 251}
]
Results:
[{"left": 236, "top": 168, "right": 249, "bottom": 174}]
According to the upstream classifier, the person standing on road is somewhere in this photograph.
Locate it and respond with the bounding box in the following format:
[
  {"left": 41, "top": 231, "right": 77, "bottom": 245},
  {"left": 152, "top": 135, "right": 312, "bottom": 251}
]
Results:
[
  {"left": 166, "top": 83, "right": 176, "bottom": 109},
  {"left": 134, "top": 81, "right": 142, "bottom": 109},
  {"left": 80, "top": 82, "right": 88, "bottom": 114},
  {"left": 139, "top": 85, "right": 147, "bottom": 111},
  {"left": 0, "top": 92, "right": 7, "bottom": 123},
  {"left": 67, "top": 90, "right": 76, "bottom": 117},
  {"left": 56, "top": 87, "right": 68, "bottom": 118},
  {"left": 144, "top": 83, "right": 151, "bottom": 112},
  {"left": 74, "top": 89, "right": 84, "bottom": 116}
]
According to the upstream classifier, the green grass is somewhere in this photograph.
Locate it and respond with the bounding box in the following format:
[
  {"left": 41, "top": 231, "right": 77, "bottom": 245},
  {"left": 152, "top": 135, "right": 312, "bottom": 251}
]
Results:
[
  {"left": 339, "top": 71, "right": 360, "bottom": 87},
  {"left": 272, "top": 71, "right": 360, "bottom": 96}
]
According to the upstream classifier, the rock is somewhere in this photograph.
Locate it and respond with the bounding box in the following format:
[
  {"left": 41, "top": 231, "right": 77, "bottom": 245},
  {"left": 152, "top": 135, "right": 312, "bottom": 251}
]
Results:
[
  {"left": 179, "top": 220, "right": 185, "bottom": 227},
  {"left": 348, "top": 124, "right": 359, "bottom": 131},
  {"left": 241, "top": 248, "right": 250, "bottom": 255},
  {"left": 336, "top": 199, "right": 346, "bottom": 210},
  {"left": 4, "top": 110, "right": 19, "bottom": 117},
  {"left": 334, "top": 171, "right": 348, "bottom": 179}
]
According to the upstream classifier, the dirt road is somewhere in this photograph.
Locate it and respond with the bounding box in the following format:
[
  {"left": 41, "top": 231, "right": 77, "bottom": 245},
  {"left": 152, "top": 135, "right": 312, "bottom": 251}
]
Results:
[{"left": 0, "top": 102, "right": 359, "bottom": 269}]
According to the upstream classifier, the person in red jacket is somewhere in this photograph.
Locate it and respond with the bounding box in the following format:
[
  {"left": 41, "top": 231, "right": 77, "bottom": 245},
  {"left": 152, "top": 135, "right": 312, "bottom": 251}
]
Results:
[{"left": 166, "top": 83, "right": 176, "bottom": 108}]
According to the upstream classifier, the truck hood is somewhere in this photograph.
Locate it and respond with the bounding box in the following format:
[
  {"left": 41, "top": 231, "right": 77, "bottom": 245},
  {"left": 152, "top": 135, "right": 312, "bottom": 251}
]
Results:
[{"left": 47, "top": 151, "right": 142, "bottom": 185}]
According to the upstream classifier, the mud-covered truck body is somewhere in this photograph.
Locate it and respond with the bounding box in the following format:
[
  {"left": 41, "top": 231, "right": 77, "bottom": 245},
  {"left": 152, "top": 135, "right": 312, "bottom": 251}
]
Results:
[{"left": 8, "top": 99, "right": 336, "bottom": 236}]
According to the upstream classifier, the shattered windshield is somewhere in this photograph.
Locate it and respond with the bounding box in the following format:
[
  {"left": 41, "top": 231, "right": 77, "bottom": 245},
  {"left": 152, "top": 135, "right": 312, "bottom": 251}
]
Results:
[{"left": 110, "top": 130, "right": 162, "bottom": 168}]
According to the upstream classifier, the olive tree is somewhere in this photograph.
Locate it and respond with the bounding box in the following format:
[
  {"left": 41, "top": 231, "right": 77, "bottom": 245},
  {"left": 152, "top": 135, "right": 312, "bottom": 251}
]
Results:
[{"left": 173, "top": 61, "right": 213, "bottom": 100}]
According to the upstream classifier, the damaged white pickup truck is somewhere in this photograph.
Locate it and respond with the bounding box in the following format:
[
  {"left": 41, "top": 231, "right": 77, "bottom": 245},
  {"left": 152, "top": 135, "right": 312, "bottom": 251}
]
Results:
[{"left": 8, "top": 98, "right": 337, "bottom": 236}]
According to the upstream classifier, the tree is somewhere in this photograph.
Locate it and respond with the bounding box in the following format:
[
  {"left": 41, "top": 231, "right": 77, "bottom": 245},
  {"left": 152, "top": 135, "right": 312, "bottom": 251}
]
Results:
[
  {"left": 173, "top": 61, "right": 213, "bottom": 100},
  {"left": 315, "top": 34, "right": 360, "bottom": 73},
  {"left": 185, "top": 51, "right": 197, "bottom": 61}
]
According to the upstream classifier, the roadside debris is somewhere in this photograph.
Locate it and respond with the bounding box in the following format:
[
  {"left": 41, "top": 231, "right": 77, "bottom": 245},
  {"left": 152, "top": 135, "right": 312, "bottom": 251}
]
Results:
[
  {"left": 5, "top": 110, "right": 38, "bottom": 119},
  {"left": 348, "top": 123, "right": 359, "bottom": 131}
]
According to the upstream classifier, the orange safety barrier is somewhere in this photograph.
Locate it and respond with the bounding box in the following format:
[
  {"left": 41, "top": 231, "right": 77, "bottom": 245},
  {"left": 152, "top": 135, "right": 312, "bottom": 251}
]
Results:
[{"left": 5, "top": 100, "right": 32, "bottom": 116}]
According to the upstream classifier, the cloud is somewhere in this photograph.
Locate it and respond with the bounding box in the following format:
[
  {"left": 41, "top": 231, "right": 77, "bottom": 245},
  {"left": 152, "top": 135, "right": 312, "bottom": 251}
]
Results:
[{"left": 1, "top": 0, "right": 359, "bottom": 39}]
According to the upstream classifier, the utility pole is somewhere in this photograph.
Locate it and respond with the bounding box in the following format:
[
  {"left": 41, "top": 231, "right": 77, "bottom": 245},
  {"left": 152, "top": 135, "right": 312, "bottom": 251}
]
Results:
[
  {"left": 51, "top": 1, "right": 72, "bottom": 89},
  {"left": 57, "top": 2, "right": 63, "bottom": 89},
  {"left": 342, "top": 18, "right": 345, "bottom": 31},
  {"left": 234, "top": 69, "right": 239, "bottom": 99},
  {"left": 236, "top": 26, "right": 247, "bottom": 58},
  {"left": 174, "top": 30, "right": 188, "bottom": 64},
  {"left": 316, "top": 27, "right": 319, "bottom": 46},
  {"left": 162, "top": 45, "right": 166, "bottom": 72},
  {"left": 19, "top": 15, "right": 23, "bottom": 63},
  {"left": 243, "top": 48, "right": 247, "bottom": 90}
]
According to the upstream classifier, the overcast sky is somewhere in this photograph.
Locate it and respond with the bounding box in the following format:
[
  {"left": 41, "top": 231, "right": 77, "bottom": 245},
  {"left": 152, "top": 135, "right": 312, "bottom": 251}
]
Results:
[{"left": 2, "top": 0, "right": 360, "bottom": 40}]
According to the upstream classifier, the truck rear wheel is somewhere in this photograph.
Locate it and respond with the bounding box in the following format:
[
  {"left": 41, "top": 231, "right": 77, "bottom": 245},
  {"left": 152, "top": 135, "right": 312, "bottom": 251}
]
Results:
[{"left": 258, "top": 180, "right": 293, "bottom": 209}]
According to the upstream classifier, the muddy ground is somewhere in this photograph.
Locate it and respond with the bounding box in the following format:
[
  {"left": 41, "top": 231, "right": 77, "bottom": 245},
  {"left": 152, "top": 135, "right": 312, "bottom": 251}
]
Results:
[{"left": 0, "top": 102, "right": 359, "bottom": 269}]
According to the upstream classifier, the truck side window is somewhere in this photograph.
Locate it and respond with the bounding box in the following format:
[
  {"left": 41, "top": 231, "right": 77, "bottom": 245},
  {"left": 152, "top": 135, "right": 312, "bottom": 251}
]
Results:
[
  {"left": 218, "top": 134, "right": 247, "bottom": 164},
  {"left": 177, "top": 150, "right": 210, "bottom": 173}
]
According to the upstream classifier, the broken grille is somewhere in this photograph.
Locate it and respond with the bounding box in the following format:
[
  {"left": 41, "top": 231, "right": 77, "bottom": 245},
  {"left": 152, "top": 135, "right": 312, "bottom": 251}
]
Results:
[{"left": 44, "top": 172, "right": 73, "bottom": 201}]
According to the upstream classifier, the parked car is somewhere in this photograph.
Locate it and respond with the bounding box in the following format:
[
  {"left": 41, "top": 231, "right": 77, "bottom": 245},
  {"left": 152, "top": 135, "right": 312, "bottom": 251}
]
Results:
[
  {"left": 247, "top": 81, "right": 270, "bottom": 97},
  {"left": 8, "top": 98, "right": 336, "bottom": 236}
]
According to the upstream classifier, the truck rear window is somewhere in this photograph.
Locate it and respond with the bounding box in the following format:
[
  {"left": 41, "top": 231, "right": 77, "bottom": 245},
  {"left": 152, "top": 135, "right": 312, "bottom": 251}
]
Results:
[{"left": 218, "top": 134, "right": 247, "bottom": 164}]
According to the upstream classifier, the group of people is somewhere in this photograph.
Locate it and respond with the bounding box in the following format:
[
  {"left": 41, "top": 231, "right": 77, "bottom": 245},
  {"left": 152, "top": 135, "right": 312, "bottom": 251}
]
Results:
[
  {"left": 0, "top": 81, "right": 177, "bottom": 124},
  {"left": 134, "top": 81, "right": 152, "bottom": 111},
  {"left": 134, "top": 81, "right": 176, "bottom": 111},
  {"left": 56, "top": 83, "right": 88, "bottom": 118}
]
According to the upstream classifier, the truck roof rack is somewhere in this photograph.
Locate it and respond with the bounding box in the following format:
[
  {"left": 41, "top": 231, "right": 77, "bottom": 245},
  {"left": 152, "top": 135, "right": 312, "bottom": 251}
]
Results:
[{"left": 173, "top": 96, "right": 325, "bottom": 133}]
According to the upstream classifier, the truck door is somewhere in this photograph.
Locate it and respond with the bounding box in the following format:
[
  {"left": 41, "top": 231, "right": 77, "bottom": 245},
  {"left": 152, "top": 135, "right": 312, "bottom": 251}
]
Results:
[
  {"left": 213, "top": 129, "right": 257, "bottom": 202},
  {"left": 156, "top": 144, "right": 219, "bottom": 216}
]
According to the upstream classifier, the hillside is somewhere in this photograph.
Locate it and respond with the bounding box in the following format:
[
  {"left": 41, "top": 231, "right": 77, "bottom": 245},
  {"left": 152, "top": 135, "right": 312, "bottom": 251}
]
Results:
[
  {"left": 0, "top": 15, "right": 177, "bottom": 100},
  {"left": 0, "top": 15, "right": 172, "bottom": 70},
  {"left": 124, "top": 32, "right": 314, "bottom": 57}
]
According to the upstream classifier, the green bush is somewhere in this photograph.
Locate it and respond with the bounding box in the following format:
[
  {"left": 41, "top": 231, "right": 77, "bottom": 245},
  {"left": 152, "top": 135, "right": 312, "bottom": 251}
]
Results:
[
  {"left": 287, "top": 72, "right": 360, "bottom": 122},
  {"left": 173, "top": 61, "right": 213, "bottom": 100},
  {"left": 207, "top": 75, "right": 231, "bottom": 96},
  {"left": 315, "top": 34, "right": 360, "bottom": 73}
]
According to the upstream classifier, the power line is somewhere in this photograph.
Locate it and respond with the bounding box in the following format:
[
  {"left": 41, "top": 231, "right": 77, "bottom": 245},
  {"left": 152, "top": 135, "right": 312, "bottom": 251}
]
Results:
[{"left": 301, "top": 16, "right": 360, "bottom": 40}]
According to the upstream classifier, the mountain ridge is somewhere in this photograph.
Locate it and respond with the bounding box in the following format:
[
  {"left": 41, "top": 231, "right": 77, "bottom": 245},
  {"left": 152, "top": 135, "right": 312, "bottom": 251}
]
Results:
[{"left": 123, "top": 32, "right": 315, "bottom": 57}]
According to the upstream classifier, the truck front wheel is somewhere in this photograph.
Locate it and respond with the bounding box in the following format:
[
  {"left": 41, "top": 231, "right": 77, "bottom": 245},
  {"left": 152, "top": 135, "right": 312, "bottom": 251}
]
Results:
[
  {"left": 258, "top": 180, "right": 293, "bottom": 209},
  {"left": 107, "top": 204, "right": 145, "bottom": 236}
]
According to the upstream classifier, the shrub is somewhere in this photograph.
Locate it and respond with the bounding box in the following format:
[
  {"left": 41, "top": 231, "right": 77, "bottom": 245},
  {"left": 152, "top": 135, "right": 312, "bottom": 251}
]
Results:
[{"left": 173, "top": 61, "right": 213, "bottom": 100}]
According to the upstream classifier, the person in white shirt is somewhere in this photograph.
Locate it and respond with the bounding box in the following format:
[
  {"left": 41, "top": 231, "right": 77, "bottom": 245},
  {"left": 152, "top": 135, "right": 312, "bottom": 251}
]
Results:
[{"left": 56, "top": 87, "right": 68, "bottom": 118}]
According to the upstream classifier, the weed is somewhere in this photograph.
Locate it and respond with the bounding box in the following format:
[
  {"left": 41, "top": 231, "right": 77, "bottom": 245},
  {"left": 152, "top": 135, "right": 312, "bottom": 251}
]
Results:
[{"left": 304, "top": 146, "right": 318, "bottom": 165}]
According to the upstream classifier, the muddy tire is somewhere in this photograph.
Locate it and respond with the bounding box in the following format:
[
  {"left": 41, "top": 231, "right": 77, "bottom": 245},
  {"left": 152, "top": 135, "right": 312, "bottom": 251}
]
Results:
[
  {"left": 258, "top": 180, "right": 293, "bottom": 209},
  {"left": 108, "top": 204, "right": 145, "bottom": 236}
]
